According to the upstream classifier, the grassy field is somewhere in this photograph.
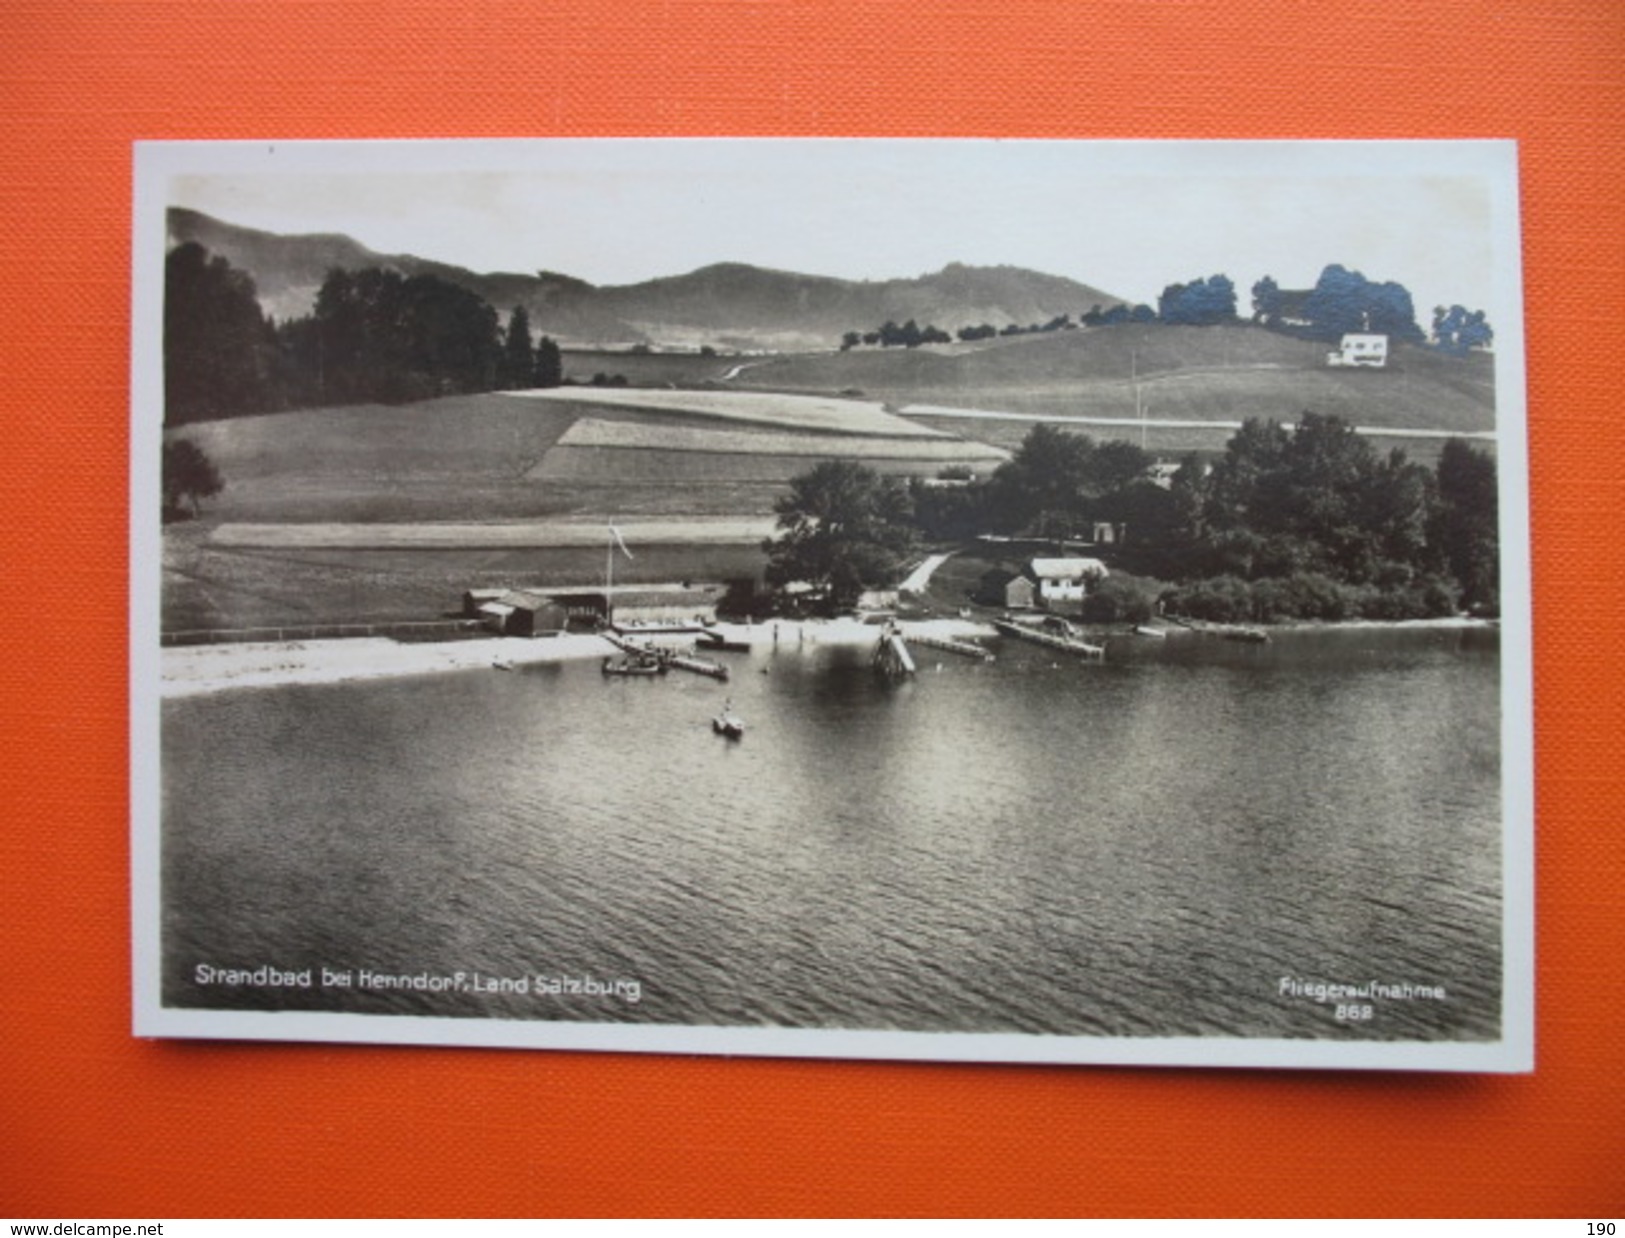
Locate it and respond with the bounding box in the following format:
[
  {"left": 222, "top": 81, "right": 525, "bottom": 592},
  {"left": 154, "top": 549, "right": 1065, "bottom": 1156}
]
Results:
[
  {"left": 537, "top": 416, "right": 990, "bottom": 456},
  {"left": 164, "top": 524, "right": 770, "bottom": 633},
  {"left": 731, "top": 324, "right": 1497, "bottom": 437},
  {"left": 559, "top": 348, "right": 737, "bottom": 387},
  {"left": 529, "top": 416, "right": 1008, "bottom": 485},
  {"left": 208, "top": 517, "right": 776, "bottom": 549},
  {"left": 168, "top": 395, "right": 585, "bottom": 522},
  {"left": 160, "top": 332, "right": 1496, "bottom": 633},
  {"left": 503, "top": 385, "right": 953, "bottom": 436}
]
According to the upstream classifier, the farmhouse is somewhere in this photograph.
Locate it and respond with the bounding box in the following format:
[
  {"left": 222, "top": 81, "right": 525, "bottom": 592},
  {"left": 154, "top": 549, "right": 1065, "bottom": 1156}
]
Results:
[
  {"left": 1029, "top": 557, "right": 1108, "bottom": 607},
  {"left": 1326, "top": 333, "right": 1388, "bottom": 368}
]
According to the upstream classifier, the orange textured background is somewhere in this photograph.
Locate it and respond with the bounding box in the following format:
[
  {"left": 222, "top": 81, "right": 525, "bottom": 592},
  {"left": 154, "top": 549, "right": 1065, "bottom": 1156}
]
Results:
[{"left": 2, "top": 0, "right": 1622, "bottom": 1218}]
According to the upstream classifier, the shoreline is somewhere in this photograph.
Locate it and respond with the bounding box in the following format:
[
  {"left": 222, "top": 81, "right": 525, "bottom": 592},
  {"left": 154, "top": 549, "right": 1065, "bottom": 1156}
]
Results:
[
  {"left": 159, "top": 617, "right": 997, "bottom": 699},
  {"left": 159, "top": 614, "right": 1495, "bottom": 700}
]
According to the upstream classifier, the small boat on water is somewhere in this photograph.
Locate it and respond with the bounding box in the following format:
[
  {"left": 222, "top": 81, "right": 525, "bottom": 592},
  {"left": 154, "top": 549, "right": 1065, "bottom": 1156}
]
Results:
[
  {"left": 1133, "top": 625, "right": 1167, "bottom": 639},
  {"left": 712, "top": 701, "right": 745, "bottom": 739}
]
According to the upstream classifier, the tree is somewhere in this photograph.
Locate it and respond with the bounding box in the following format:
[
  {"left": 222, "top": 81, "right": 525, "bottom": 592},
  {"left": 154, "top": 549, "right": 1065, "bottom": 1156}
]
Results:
[
  {"left": 1301, "top": 264, "right": 1424, "bottom": 343},
  {"left": 1204, "top": 417, "right": 1293, "bottom": 532},
  {"left": 1432, "top": 304, "right": 1494, "bottom": 353},
  {"left": 501, "top": 305, "right": 535, "bottom": 389},
  {"left": 1085, "top": 440, "right": 1154, "bottom": 495},
  {"left": 1251, "top": 275, "right": 1282, "bottom": 325},
  {"left": 985, "top": 423, "right": 1098, "bottom": 537},
  {"left": 309, "top": 267, "right": 502, "bottom": 404},
  {"left": 533, "top": 335, "right": 564, "bottom": 387},
  {"left": 1160, "top": 275, "right": 1237, "bottom": 325},
  {"left": 164, "top": 243, "right": 275, "bottom": 425},
  {"left": 763, "top": 461, "right": 916, "bottom": 611},
  {"left": 162, "top": 437, "right": 224, "bottom": 520},
  {"left": 1432, "top": 438, "right": 1499, "bottom": 611}
]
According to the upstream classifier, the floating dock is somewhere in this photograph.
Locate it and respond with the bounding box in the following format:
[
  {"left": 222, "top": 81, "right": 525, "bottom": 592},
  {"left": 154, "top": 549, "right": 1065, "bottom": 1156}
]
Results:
[{"left": 666, "top": 651, "right": 731, "bottom": 680}]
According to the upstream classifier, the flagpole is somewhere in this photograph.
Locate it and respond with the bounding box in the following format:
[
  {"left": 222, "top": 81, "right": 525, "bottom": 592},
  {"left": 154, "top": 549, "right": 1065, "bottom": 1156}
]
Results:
[{"left": 604, "top": 522, "right": 633, "bottom": 629}]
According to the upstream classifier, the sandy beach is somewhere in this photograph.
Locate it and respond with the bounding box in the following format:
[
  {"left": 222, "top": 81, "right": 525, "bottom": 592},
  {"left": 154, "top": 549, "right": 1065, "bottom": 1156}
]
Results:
[{"left": 160, "top": 617, "right": 999, "bottom": 698}]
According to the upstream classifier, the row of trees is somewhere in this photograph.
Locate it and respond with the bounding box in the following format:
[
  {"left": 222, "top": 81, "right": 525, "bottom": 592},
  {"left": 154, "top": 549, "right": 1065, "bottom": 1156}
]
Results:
[
  {"left": 763, "top": 417, "right": 1499, "bottom": 618},
  {"left": 1164, "top": 417, "right": 1499, "bottom": 616},
  {"left": 835, "top": 265, "right": 1492, "bottom": 353},
  {"left": 164, "top": 243, "right": 564, "bottom": 425},
  {"left": 840, "top": 313, "right": 1099, "bottom": 350}
]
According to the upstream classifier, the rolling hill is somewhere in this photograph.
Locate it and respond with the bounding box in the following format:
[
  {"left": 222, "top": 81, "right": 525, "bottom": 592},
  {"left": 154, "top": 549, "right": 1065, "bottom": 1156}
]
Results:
[
  {"left": 731, "top": 323, "right": 1498, "bottom": 438},
  {"left": 166, "top": 208, "right": 1123, "bottom": 351}
]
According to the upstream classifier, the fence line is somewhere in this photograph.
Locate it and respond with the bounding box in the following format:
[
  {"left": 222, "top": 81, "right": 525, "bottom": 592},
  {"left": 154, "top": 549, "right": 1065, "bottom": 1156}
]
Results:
[{"left": 162, "top": 620, "right": 483, "bottom": 647}]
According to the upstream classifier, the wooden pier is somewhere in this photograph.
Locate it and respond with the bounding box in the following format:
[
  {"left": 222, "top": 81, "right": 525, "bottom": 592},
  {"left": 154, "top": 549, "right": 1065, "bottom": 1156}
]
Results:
[
  {"left": 904, "top": 630, "right": 995, "bottom": 661},
  {"left": 992, "top": 619, "right": 1105, "bottom": 659},
  {"left": 605, "top": 633, "right": 731, "bottom": 680},
  {"left": 1163, "top": 616, "right": 1270, "bottom": 643}
]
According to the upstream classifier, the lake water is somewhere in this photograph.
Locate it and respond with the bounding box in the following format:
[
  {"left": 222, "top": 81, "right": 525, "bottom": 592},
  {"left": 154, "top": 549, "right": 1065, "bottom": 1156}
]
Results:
[{"left": 161, "top": 623, "right": 1503, "bottom": 1042}]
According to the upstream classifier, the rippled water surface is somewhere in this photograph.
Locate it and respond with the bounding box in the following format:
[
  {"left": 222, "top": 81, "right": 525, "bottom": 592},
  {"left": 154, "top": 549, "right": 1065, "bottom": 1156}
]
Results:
[{"left": 162, "top": 624, "right": 1503, "bottom": 1041}]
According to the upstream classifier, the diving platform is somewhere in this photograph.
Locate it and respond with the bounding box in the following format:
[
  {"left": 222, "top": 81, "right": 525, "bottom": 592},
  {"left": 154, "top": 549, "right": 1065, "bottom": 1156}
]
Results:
[{"left": 873, "top": 629, "right": 917, "bottom": 678}]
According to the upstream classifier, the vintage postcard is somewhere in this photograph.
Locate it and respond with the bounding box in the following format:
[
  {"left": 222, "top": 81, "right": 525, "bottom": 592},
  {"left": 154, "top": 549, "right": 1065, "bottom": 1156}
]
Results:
[{"left": 132, "top": 139, "right": 1532, "bottom": 1070}]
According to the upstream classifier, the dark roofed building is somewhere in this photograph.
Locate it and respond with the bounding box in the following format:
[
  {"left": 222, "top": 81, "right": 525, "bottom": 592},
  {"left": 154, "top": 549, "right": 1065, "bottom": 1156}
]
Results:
[
  {"left": 476, "top": 590, "right": 571, "bottom": 637},
  {"left": 466, "top": 581, "right": 727, "bottom": 636},
  {"left": 977, "top": 568, "right": 1037, "bottom": 610}
]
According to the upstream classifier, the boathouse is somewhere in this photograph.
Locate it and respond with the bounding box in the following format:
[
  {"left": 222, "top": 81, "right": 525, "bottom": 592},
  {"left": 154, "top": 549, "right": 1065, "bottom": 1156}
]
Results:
[
  {"left": 475, "top": 590, "right": 571, "bottom": 637},
  {"left": 466, "top": 582, "right": 725, "bottom": 634},
  {"left": 976, "top": 569, "right": 1036, "bottom": 610},
  {"left": 1029, "top": 557, "right": 1108, "bottom": 608}
]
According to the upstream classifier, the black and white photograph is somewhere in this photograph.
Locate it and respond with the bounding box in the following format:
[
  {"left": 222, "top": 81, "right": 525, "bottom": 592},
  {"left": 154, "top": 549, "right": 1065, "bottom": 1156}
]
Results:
[{"left": 132, "top": 139, "right": 1532, "bottom": 1070}]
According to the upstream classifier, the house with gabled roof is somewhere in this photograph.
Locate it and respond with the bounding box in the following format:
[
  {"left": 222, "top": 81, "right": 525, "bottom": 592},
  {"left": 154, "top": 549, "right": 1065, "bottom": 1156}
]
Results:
[{"left": 1028, "top": 557, "right": 1108, "bottom": 608}]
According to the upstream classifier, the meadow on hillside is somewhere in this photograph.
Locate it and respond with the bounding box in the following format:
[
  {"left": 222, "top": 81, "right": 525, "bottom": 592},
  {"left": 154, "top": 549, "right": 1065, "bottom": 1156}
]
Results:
[{"left": 732, "top": 324, "right": 1496, "bottom": 436}]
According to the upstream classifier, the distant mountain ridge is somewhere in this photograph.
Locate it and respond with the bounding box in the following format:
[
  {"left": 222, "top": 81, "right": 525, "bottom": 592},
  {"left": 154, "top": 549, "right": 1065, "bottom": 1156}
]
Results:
[{"left": 166, "top": 208, "right": 1125, "bottom": 351}]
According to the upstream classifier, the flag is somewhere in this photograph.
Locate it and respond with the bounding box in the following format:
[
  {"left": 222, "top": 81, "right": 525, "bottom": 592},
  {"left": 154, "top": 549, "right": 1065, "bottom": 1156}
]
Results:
[{"left": 608, "top": 524, "right": 634, "bottom": 559}]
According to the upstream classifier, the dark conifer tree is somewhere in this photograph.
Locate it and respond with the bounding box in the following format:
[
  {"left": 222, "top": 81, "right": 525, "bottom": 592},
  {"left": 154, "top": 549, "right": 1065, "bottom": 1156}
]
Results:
[
  {"left": 502, "top": 306, "right": 535, "bottom": 389},
  {"left": 533, "top": 335, "right": 564, "bottom": 388}
]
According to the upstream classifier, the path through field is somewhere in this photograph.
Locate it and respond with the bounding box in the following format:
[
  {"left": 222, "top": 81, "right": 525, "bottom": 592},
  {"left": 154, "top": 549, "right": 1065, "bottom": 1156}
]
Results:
[{"left": 898, "top": 552, "right": 954, "bottom": 593}]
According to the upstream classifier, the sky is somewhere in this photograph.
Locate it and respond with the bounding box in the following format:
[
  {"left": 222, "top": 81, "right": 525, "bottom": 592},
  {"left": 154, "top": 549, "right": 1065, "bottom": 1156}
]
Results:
[{"left": 158, "top": 139, "right": 1514, "bottom": 320}]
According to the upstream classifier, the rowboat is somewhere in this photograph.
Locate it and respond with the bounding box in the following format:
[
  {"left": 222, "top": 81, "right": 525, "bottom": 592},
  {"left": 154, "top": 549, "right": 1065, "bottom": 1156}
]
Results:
[{"left": 712, "top": 701, "right": 745, "bottom": 739}]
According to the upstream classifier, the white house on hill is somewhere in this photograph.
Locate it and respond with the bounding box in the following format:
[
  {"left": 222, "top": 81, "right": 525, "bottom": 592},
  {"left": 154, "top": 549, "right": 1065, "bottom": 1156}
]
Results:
[{"left": 1326, "top": 333, "right": 1388, "bottom": 368}]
